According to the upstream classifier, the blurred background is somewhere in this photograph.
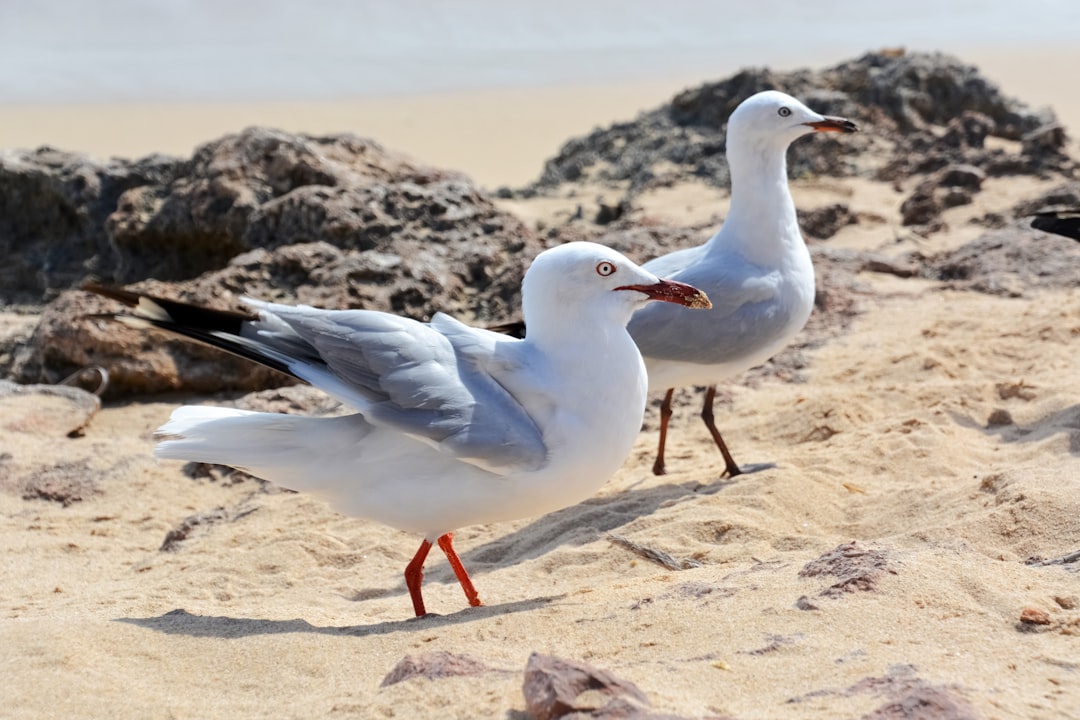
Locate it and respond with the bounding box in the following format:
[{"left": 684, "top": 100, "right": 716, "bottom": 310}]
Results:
[{"left": 1, "top": 0, "right": 1077, "bottom": 185}]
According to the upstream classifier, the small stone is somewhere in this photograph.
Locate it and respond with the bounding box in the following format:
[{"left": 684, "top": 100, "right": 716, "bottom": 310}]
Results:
[
  {"left": 1019, "top": 607, "right": 1051, "bottom": 626},
  {"left": 522, "top": 653, "right": 649, "bottom": 720},
  {"left": 900, "top": 186, "right": 942, "bottom": 226},
  {"left": 935, "top": 164, "right": 985, "bottom": 190},
  {"left": 986, "top": 408, "right": 1013, "bottom": 426},
  {"left": 380, "top": 651, "right": 494, "bottom": 688}
]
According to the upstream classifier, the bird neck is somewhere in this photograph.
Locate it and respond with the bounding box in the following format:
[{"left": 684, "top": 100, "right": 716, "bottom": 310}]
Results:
[
  {"left": 709, "top": 140, "right": 801, "bottom": 267},
  {"left": 523, "top": 302, "right": 633, "bottom": 355}
]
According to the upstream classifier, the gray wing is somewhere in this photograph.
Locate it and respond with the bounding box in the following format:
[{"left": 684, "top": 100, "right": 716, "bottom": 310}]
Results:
[
  {"left": 245, "top": 301, "right": 548, "bottom": 475},
  {"left": 640, "top": 244, "right": 707, "bottom": 278},
  {"left": 629, "top": 251, "right": 791, "bottom": 365}
]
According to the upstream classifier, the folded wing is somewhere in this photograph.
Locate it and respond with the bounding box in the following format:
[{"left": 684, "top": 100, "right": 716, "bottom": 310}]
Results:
[
  {"left": 87, "top": 285, "right": 548, "bottom": 475},
  {"left": 249, "top": 301, "right": 548, "bottom": 474}
]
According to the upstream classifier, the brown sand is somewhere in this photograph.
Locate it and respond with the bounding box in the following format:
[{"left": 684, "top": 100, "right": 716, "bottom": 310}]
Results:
[{"left": 3, "top": 52, "right": 1080, "bottom": 719}]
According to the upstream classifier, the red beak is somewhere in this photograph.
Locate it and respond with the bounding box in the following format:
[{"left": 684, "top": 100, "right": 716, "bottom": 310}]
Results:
[
  {"left": 615, "top": 279, "right": 711, "bottom": 309},
  {"left": 804, "top": 116, "right": 858, "bottom": 134}
]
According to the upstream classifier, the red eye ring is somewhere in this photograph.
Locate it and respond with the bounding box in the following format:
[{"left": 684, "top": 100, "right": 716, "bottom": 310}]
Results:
[{"left": 596, "top": 261, "right": 616, "bottom": 277}]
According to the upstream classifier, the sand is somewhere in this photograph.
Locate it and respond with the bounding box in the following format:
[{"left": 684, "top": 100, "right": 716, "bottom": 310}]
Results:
[{"left": 3, "top": 51, "right": 1080, "bottom": 719}]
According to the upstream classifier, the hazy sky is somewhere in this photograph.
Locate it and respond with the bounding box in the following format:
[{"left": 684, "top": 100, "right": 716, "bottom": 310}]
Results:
[{"left": 1, "top": 0, "right": 1077, "bottom": 103}]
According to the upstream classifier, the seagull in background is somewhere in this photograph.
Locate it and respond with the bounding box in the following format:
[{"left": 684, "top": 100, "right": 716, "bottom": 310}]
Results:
[
  {"left": 628, "top": 90, "right": 857, "bottom": 477},
  {"left": 1031, "top": 209, "right": 1080, "bottom": 241}
]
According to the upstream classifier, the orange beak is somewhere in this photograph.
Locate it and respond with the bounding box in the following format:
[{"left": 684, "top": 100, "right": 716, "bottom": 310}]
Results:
[
  {"left": 615, "top": 279, "right": 712, "bottom": 309},
  {"left": 804, "top": 116, "right": 858, "bottom": 134}
]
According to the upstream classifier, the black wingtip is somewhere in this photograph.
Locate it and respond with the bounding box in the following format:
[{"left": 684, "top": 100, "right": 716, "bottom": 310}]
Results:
[
  {"left": 84, "top": 282, "right": 255, "bottom": 334},
  {"left": 1030, "top": 212, "right": 1080, "bottom": 242},
  {"left": 82, "top": 283, "right": 302, "bottom": 383},
  {"left": 82, "top": 281, "right": 144, "bottom": 307},
  {"left": 486, "top": 319, "right": 527, "bottom": 339}
]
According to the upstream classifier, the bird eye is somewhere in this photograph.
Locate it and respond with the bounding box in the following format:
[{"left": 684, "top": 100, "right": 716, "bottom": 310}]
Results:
[
  {"left": 778, "top": 106, "right": 792, "bottom": 118},
  {"left": 596, "top": 261, "right": 616, "bottom": 277}
]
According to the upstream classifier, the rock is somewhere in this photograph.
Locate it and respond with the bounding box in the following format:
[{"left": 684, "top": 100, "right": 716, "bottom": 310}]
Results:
[
  {"left": 935, "top": 164, "right": 985, "bottom": 190},
  {"left": 798, "top": 203, "right": 857, "bottom": 239},
  {"left": 520, "top": 653, "right": 725, "bottom": 719},
  {"left": 799, "top": 541, "right": 899, "bottom": 598},
  {"left": 104, "top": 128, "right": 470, "bottom": 284},
  {"left": 940, "top": 111, "right": 994, "bottom": 149},
  {"left": 10, "top": 128, "right": 547, "bottom": 396},
  {"left": 862, "top": 686, "right": 984, "bottom": 720},
  {"left": 900, "top": 184, "right": 942, "bottom": 226},
  {"left": 940, "top": 188, "right": 975, "bottom": 210},
  {"left": 0, "top": 311, "right": 45, "bottom": 379},
  {"left": 522, "top": 653, "right": 650, "bottom": 720},
  {"left": 1013, "top": 181, "right": 1080, "bottom": 217},
  {"left": 519, "top": 51, "right": 1069, "bottom": 205},
  {"left": 12, "top": 288, "right": 288, "bottom": 397},
  {"left": 0, "top": 379, "right": 100, "bottom": 437},
  {"left": 900, "top": 165, "right": 985, "bottom": 229},
  {"left": 380, "top": 651, "right": 497, "bottom": 688},
  {"left": 825, "top": 52, "right": 1046, "bottom": 137},
  {"left": 0, "top": 147, "right": 186, "bottom": 305},
  {"left": 1022, "top": 123, "right": 1068, "bottom": 157},
  {"left": 594, "top": 200, "right": 629, "bottom": 225},
  {"left": 921, "top": 226, "right": 1080, "bottom": 295},
  {"left": 1, "top": 128, "right": 543, "bottom": 312},
  {"left": 861, "top": 257, "right": 918, "bottom": 278},
  {"left": 1019, "top": 607, "right": 1052, "bottom": 626}
]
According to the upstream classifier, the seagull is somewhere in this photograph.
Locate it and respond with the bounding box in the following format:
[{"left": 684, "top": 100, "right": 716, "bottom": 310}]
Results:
[
  {"left": 87, "top": 241, "right": 710, "bottom": 616},
  {"left": 628, "top": 90, "right": 857, "bottom": 477},
  {"left": 1030, "top": 209, "right": 1080, "bottom": 241}
]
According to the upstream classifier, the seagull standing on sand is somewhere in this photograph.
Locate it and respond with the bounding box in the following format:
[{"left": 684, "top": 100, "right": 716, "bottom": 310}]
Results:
[
  {"left": 627, "top": 90, "right": 857, "bottom": 477},
  {"left": 90, "top": 242, "right": 710, "bottom": 617}
]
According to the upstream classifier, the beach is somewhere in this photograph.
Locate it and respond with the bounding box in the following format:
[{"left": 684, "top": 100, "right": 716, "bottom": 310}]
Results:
[{"left": 2, "top": 21, "right": 1080, "bottom": 720}]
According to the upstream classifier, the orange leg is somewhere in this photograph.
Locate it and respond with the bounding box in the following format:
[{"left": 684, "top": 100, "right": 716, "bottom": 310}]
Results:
[
  {"left": 437, "top": 532, "right": 483, "bottom": 608},
  {"left": 652, "top": 388, "right": 675, "bottom": 476},
  {"left": 404, "top": 538, "right": 434, "bottom": 617},
  {"left": 701, "top": 385, "right": 742, "bottom": 477}
]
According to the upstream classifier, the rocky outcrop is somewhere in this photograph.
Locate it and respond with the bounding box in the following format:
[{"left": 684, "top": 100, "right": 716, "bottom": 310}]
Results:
[
  {"left": 6, "top": 129, "right": 546, "bottom": 395},
  {"left": 1, "top": 128, "right": 542, "bottom": 308},
  {"left": 0, "top": 148, "right": 186, "bottom": 305},
  {"left": 516, "top": 51, "right": 1073, "bottom": 235}
]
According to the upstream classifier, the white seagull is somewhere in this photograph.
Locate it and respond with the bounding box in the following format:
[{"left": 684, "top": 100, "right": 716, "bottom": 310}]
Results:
[
  {"left": 89, "top": 241, "right": 710, "bottom": 616},
  {"left": 627, "top": 90, "right": 857, "bottom": 477}
]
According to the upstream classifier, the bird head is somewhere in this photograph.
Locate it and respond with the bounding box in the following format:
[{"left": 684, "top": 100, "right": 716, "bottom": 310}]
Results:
[
  {"left": 727, "top": 90, "right": 858, "bottom": 149},
  {"left": 521, "top": 242, "right": 710, "bottom": 335}
]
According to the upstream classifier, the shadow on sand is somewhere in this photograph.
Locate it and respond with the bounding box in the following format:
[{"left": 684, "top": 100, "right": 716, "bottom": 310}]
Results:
[
  {"left": 117, "top": 593, "right": 562, "bottom": 639},
  {"left": 121, "top": 458, "right": 773, "bottom": 637}
]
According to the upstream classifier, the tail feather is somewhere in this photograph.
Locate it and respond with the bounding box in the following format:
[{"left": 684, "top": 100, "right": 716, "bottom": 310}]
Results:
[{"left": 154, "top": 406, "right": 372, "bottom": 491}]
